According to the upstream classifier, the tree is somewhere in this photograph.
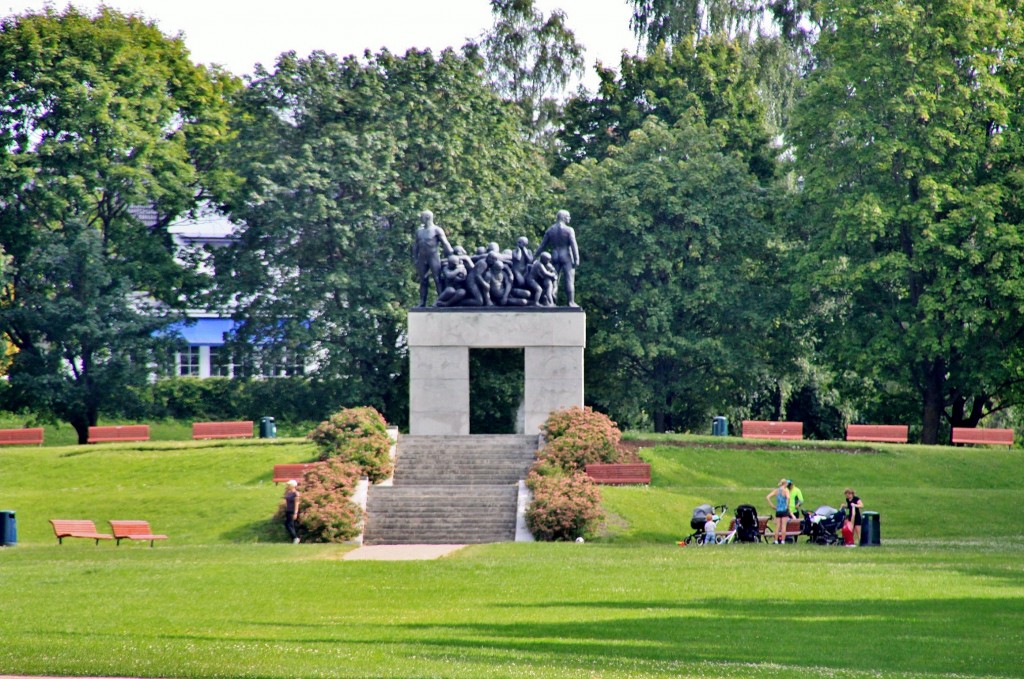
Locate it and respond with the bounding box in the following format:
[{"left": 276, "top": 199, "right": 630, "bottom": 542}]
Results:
[
  {"left": 626, "top": 1, "right": 823, "bottom": 137},
  {"left": 0, "top": 7, "right": 237, "bottom": 442},
  {"left": 481, "top": 0, "right": 585, "bottom": 140},
  {"left": 557, "top": 35, "right": 776, "bottom": 182},
  {"left": 627, "top": 0, "right": 826, "bottom": 46},
  {"left": 215, "top": 48, "right": 553, "bottom": 425},
  {"left": 564, "top": 116, "right": 791, "bottom": 432},
  {"left": 1, "top": 223, "right": 177, "bottom": 440},
  {"left": 789, "top": 0, "right": 1024, "bottom": 443}
]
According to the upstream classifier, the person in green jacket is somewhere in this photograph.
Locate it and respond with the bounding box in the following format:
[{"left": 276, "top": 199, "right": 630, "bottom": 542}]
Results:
[{"left": 787, "top": 479, "right": 804, "bottom": 519}]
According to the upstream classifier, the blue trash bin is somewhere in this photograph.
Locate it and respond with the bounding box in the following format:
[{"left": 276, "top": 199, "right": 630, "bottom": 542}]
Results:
[
  {"left": 0, "top": 510, "right": 16, "bottom": 547},
  {"left": 712, "top": 416, "right": 728, "bottom": 436},
  {"left": 259, "top": 416, "right": 277, "bottom": 439}
]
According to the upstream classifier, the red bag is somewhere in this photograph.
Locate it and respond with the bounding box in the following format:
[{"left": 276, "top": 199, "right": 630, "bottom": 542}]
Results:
[{"left": 842, "top": 520, "right": 854, "bottom": 546}]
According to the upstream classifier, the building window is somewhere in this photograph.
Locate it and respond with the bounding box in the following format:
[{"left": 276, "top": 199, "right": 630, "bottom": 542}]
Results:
[
  {"left": 177, "top": 346, "right": 201, "bottom": 376},
  {"left": 209, "top": 346, "right": 232, "bottom": 377},
  {"left": 262, "top": 349, "right": 306, "bottom": 377}
]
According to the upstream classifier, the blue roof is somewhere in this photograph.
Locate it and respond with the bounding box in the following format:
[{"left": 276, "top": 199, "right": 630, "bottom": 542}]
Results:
[{"left": 169, "top": 318, "right": 236, "bottom": 345}]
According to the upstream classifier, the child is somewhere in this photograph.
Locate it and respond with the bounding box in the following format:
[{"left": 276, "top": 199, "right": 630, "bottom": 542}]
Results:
[{"left": 703, "top": 511, "right": 718, "bottom": 545}]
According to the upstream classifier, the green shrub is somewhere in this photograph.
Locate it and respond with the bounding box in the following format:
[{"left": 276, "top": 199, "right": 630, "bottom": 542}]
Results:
[
  {"left": 276, "top": 459, "right": 364, "bottom": 543},
  {"left": 538, "top": 406, "right": 622, "bottom": 471},
  {"left": 525, "top": 468, "right": 603, "bottom": 541},
  {"left": 308, "top": 406, "right": 394, "bottom": 483}
]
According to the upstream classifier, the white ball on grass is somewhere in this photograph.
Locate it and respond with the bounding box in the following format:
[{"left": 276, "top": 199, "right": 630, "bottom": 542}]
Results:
[{"left": 575, "top": 536, "right": 585, "bottom": 543}]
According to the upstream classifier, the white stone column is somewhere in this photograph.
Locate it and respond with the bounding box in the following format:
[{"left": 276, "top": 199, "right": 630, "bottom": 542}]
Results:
[{"left": 524, "top": 345, "right": 585, "bottom": 435}]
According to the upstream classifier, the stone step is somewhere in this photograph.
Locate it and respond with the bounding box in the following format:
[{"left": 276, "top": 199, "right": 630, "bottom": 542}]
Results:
[
  {"left": 393, "top": 441, "right": 536, "bottom": 485},
  {"left": 363, "top": 483, "right": 519, "bottom": 545},
  {"left": 367, "top": 437, "right": 535, "bottom": 545}
]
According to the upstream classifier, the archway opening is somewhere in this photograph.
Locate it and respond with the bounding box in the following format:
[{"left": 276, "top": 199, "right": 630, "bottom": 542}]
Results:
[{"left": 469, "top": 348, "right": 524, "bottom": 434}]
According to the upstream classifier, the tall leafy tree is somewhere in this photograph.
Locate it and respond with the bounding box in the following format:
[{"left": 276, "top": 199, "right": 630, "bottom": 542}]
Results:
[
  {"left": 557, "top": 35, "right": 776, "bottom": 181},
  {"left": 216, "top": 48, "right": 552, "bottom": 424},
  {"left": 565, "top": 116, "right": 791, "bottom": 431},
  {"left": 2, "top": 223, "right": 178, "bottom": 439},
  {"left": 0, "top": 7, "right": 237, "bottom": 442},
  {"left": 481, "top": 0, "right": 585, "bottom": 139},
  {"left": 789, "top": 0, "right": 1024, "bottom": 443},
  {"left": 628, "top": 0, "right": 825, "bottom": 45},
  {"left": 627, "top": 1, "right": 821, "bottom": 137}
]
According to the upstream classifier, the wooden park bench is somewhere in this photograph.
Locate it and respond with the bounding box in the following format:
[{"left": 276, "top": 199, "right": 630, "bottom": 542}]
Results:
[
  {"left": 584, "top": 463, "right": 651, "bottom": 485},
  {"left": 0, "top": 427, "right": 44, "bottom": 446},
  {"left": 109, "top": 520, "right": 168, "bottom": 547},
  {"left": 192, "top": 420, "right": 254, "bottom": 440},
  {"left": 49, "top": 519, "right": 113, "bottom": 545},
  {"left": 846, "top": 424, "right": 909, "bottom": 443},
  {"left": 273, "top": 463, "right": 317, "bottom": 484},
  {"left": 741, "top": 420, "right": 804, "bottom": 440},
  {"left": 87, "top": 425, "right": 150, "bottom": 443},
  {"left": 952, "top": 427, "right": 1014, "bottom": 448}
]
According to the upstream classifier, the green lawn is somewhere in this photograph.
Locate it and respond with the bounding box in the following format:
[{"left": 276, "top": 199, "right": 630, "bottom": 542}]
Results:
[{"left": 1, "top": 435, "right": 1022, "bottom": 678}]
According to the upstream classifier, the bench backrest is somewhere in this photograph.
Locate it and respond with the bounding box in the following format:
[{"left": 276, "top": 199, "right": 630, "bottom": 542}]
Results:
[
  {"left": 0, "top": 427, "right": 44, "bottom": 446},
  {"left": 584, "top": 463, "right": 651, "bottom": 485},
  {"left": 109, "top": 520, "right": 154, "bottom": 537},
  {"left": 741, "top": 420, "right": 804, "bottom": 440},
  {"left": 50, "top": 519, "right": 101, "bottom": 535},
  {"left": 951, "top": 427, "right": 1014, "bottom": 446},
  {"left": 192, "top": 421, "right": 254, "bottom": 439},
  {"left": 273, "top": 463, "right": 317, "bottom": 483},
  {"left": 87, "top": 425, "right": 150, "bottom": 443},
  {"left": 846, "top": 424, "right": 909, "bottom": 443}
]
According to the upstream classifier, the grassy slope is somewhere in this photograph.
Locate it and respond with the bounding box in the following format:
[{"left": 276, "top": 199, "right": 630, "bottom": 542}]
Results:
[
  {"left": 604, "top": 436, "right": 1022, "bottom": 541},
  {"left": 0, "top": 435, "right": 1022, "bottom": 679}
]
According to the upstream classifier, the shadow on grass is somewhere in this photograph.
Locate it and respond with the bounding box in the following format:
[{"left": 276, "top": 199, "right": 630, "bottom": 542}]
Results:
[
  {"left": 387, "top": 597, "right": 1024, "bottom": 676},
  {"left": 100, "top": 596, "right": 1022, "bottom": 677}
]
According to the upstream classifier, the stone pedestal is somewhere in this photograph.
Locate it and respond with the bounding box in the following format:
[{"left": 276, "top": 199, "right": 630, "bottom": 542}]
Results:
[{"left": 408, "top": 309, "right": 585, "bottom": 435}]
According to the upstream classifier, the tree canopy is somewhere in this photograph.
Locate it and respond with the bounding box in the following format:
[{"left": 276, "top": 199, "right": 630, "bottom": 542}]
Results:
[
  {"left": 481, "top": 0, "right": 585, "bottom": 139},
  {"left": 0, "top": 6, "right": 236, "bottom": 441},
  {"left": 565, "top": 116, "right": 789, "bottom": 431},
  {"left": 789, "top": 0, "right": 1024, "bottom": 443},
  {"left": 557, "top": 35, "right": 775, "bottom": 182}
]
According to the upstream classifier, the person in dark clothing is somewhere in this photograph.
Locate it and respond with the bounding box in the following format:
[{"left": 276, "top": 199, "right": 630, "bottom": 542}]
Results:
[
  {"left": 284, "top": 479, "right": 300, "bottom": 544},
  {"left": 844, "top": 487, "right": 864, "bottom": 546}
]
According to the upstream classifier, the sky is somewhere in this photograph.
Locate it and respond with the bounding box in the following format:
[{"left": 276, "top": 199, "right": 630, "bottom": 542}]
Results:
[{"left": 3, "top": 0, "right": 641, "bottom": 90}]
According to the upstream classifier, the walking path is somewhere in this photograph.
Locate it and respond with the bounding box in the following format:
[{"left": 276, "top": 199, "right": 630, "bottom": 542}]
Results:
[{"left": 343, "top": 543, "right": 465, "bottom": 560}]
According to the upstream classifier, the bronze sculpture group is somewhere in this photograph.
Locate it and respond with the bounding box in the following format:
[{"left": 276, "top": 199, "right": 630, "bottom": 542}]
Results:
[{"left": 413, "top": 210, "right": 579, "bottom": 308}]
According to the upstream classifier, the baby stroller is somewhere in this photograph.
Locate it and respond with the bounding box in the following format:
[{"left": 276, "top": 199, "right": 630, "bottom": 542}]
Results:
[
  {"left": 806, "top": 505, "right": 847, "bottom": 545},
  {"left": 679, "top": 503, "right": 727, "bottom": 546},
  {"left": 732, "top": 504, "right": 764, "bottom": 543}
]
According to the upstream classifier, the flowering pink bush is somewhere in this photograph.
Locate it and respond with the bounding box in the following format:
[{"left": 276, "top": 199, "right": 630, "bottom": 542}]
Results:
[
  {"left": 276, "top": 458, "right": 364, "bottom": 543},
  {"left": 525, "top": 469, "right": 603, "bottom": 541},
  {"left": 538, "top": 406, "right": 623, "bottom": 471},
  {"left": 308, "top": 406, "right": 394, "bottom": 483}
]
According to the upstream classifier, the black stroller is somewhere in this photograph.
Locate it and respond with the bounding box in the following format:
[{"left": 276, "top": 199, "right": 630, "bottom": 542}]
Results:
[
  {"left": 680, "top": 503, "right": 726, "bottom": 545},
  {"left": 732, "top": 504, "right": 764, "bottom": 543},
  {"left": 806, "top": 505, "right": 847, "bottom": 545}
]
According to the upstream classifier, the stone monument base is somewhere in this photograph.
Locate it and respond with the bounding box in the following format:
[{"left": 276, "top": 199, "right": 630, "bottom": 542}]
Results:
[{"left": 408, "top": 309, "right": 585, "bottom": 435}]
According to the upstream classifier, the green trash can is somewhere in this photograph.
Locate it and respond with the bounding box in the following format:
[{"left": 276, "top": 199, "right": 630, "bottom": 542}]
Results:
[
  {"left": 712, "top": 416, "right": 729, "bottom": 436},
  {"left": 0, "top": 510, "right": 16, "bottom": 547},
  {"left": 860, "top": 511, "right": 881, "bottom": 546},
  {"left": 259, "top": 416, "right": 277, "bottom": 439}
]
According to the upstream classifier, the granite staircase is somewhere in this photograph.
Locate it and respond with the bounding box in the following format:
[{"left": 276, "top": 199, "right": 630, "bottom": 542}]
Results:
[{"left": 363, "top": 434, "right": 538, "bottom": 545}]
